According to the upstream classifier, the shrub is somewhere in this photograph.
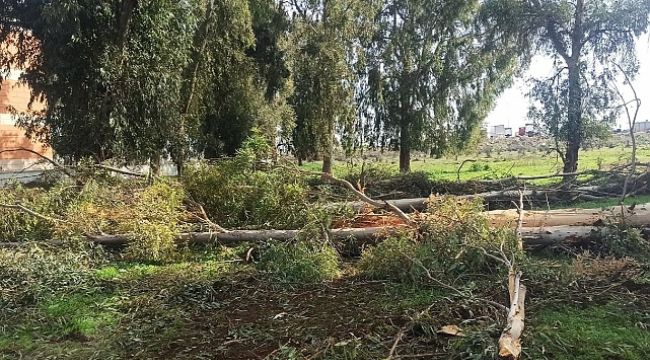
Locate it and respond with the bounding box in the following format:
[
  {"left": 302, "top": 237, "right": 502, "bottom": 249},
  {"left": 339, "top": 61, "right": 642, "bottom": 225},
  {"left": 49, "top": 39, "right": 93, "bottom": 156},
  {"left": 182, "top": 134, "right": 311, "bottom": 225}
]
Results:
[
  {"left": 184, "top": 163, "right": 309, "bottom": 230},
  {"left": 358, "top": 197, "right": 522, "bottom": 281},
  {"left": 0, "top": 182, "right": 81, "bottom": 243},
  {"left": 256, "top": 242, "right": 340, "bottom": 283},
  {"left": 594, "top": 224, "right": 650, "bottom": 261},
  {"left": 52, "top": 179, "right": 185, "bottom": 262},
  {"left": 419, "top": 196, "right": 522, "bottom": 274},
  {"left": 120, "top": 181, "right": 184, "bottom": 261},
  {"left": 357, "top": 233, "right": 431, "bottom": 282}
]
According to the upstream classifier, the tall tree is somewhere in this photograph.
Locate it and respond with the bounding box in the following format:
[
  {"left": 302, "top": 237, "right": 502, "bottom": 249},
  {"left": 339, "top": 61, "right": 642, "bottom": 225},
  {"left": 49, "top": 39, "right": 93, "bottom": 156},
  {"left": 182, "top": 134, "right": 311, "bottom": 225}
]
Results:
[
  {"left": 368, "top": 0, "right": 517, "bottom": 173},
  {"left": 0, "top": 0, "right": 199, "bottom": 165},
  {"left": 192, "top": 0, "right": 294, "bottom": 159},
  {"left": 483, "top": 0, "right": 650, "bottom": 180},
  {"left": 287, "top": 0, "right": 378, "bottom": 173}
]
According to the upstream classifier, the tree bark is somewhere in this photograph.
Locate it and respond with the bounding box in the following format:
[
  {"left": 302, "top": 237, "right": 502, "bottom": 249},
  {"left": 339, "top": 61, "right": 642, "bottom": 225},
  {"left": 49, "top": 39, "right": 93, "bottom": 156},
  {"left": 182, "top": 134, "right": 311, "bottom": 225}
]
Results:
[
  {"left": 322, "top": 154, "right": 333, "bottom": 174},
  {"left": 399, "top": 123, "right": 411, "bottom": 173},
  {"left": 498, "top": 271, "right": 526, "bottom": 359},
  {"left": 562, "top": 0, "right": 585, "bottom": 187},
  {"left": 563, "top": 59, "right": 582, "bottom": 182}
]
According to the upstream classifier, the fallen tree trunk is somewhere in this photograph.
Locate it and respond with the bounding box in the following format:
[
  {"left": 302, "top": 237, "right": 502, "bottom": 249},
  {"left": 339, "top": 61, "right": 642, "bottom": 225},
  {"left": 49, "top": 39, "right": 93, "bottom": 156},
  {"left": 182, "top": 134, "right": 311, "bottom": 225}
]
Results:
[
  {"left": 328, "top": 187, "right": 606, "bottom": 212},
  {"left": 0, "top": 224, "right": 605, "bottom": 250},
  {"left": 488, "top": 203, "right": 650, "bottom": 228},
  {"left": 85, "top": 227, "right": 398, "bottom": 247}
]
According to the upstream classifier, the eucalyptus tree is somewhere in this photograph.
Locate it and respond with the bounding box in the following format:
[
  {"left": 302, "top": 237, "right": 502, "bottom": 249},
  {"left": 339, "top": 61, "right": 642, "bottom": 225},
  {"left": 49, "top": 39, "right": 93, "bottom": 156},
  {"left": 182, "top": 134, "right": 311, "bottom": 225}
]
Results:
[
  {"left": 482, "top": 0, "right": 650, "bottom": 179},
  {"left": 191, "top": 0, "right": 295, "bottom": 160},
  {"left": 0, "top": 0, "right": 200, "bottom": 166},
  {"left": 287, "top": 0, "right": 379, "bottom": 173},
  {"left": 367, "top": 0, "right": 517, "bottom": 173}
]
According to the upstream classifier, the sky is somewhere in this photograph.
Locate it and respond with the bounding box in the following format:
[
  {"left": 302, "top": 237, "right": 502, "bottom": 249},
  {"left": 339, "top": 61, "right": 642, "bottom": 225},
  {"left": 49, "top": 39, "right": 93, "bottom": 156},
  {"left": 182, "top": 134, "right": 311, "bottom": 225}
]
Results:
[{"left": 485, "top": 34, "right": 650, "bottom": 131}]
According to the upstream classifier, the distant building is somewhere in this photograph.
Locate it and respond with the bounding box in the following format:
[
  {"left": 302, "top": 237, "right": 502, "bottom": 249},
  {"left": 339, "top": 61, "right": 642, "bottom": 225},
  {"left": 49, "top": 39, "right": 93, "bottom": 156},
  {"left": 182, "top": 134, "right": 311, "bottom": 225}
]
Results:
[
  {"left": 1, "top": 37, "right": 51, "bottom": 172},
  {"left": 490, "top": 124, "right": 506, "bottom": 137},
  {"left": 633, "top": 120, "right": 650, "bottom": 133}
]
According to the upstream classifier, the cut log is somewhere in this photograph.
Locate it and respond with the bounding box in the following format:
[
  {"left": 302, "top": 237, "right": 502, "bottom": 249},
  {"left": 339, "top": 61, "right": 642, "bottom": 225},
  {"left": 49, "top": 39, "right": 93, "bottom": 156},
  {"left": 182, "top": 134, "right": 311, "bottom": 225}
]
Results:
[
  {"left": 328, "top": 187, "right": 602, "bottom": 212},
  {"left": 488, "top": 203, "right": 650, "bottom": 228},
  {"left": 0, "top": 225, "right": 605, "bottom": 251}
]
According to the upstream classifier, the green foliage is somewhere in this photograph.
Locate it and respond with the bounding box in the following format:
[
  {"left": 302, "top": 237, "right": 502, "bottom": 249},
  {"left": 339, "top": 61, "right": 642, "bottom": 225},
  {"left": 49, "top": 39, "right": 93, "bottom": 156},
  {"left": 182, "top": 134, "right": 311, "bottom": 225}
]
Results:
[
  {"left": 0, "top": 245, "right": 103, "bottom": 311},
  {"left": 595, "top": 223, "right": 650, "bottom": 261},
  {"left": 256, "top": 242, "right": 340, "bottom": 283},
  {"left": 38, "top": 179, "right": 186, "bottom": 261},
  {"left": 482, "top": 0, "right": 650, "bottom": 172},
  {"left": 357, "top": 233, "right": 428, "bottom": 282},
  {"left": 419, "top": 197, "right": 522, "bottom": 274},
  {"left": 365, "top": 0, "right": 517, "bottom": 171},
  {"left": 0, "top": 186, "right": 50, "bottom": 242},
  {"left": 0, "top": 182, "right": 82, "bottom": 242},
  {"left": 184, "top": 136, "right": 309, "bottom": 229},
  {"left": 359, "top": 197, "right": 522, "bottom": 281},
  {"left": 120, "top": 181, "right": 184, "bottom": 262},
  {"left": 449, "top": 324, "right": 500, "bottom": 360},
  {"left": 286, "top": 0, "right": 377, "bottom": 166}
]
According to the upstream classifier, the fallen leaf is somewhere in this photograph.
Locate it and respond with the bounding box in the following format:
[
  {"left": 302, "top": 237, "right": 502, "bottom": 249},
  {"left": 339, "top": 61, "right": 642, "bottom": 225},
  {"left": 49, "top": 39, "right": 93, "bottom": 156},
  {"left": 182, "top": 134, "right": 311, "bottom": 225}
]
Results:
[{"left": 437, "top": 324, "right": 465, "bottom": 337}]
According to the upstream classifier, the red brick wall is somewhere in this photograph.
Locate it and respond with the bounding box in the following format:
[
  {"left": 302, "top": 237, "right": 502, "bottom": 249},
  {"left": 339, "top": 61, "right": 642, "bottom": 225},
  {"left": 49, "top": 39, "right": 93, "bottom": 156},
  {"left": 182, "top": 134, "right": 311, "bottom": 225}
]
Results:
[{"left": 0, "top": 78, "right": 50, "bottom": 161}]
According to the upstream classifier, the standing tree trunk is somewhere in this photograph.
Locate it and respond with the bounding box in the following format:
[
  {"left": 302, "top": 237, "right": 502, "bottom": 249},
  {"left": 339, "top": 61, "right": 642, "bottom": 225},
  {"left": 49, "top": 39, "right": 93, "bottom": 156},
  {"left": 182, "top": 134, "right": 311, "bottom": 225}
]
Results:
[
  {"left": 563, "top": 60, "right": 582, "bottom": 183},
  {"left": 175, "top": 0, "right": 215, "bottom": 177},
  {"left": 399, "top": 123, "right": 411, "bottom": 173},
  {"left": 322, "top": 154, "right": 333, "bottom": 174},
  {"left": 562, "top": 0, "right": 584, "bottom": 188}
]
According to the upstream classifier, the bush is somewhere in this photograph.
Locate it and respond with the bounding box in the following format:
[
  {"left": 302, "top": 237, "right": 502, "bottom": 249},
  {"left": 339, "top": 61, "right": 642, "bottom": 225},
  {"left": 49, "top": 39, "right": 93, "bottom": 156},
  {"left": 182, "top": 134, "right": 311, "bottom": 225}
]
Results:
[
  {"left": 184, "top": 143, "right": 310, "bottom": 229},
  {"left": 52, "top": 179, "right": 185, "bottom": 262},
  {"left": 0, "top": 182, "right": 81, "bottom": 243},
  {"left": 595, "top": 224, "right": 650, "bottom": 261},
  {"left": 357, "top": 233, "right": 433, "bottom": 282},
  {"left": 419, "top": 196, "right": 521, "bottom": 274},
  {"left": 256, "top": 242, "right": 340, "bottom": 283},
  {"left": 358, "top": 197, "right": 522, "bottom": 282}
]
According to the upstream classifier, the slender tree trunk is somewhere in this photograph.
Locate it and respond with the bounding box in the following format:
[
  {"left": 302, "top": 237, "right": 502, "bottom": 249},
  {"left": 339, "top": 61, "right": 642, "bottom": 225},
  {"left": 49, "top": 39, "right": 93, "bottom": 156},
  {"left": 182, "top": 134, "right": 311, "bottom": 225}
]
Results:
[
  {"left": 150, "top": 154, "right": 161, "bottom": 177},
  {"left": 563, "top": 0, "right": 584, "bottom": 188},
  {"left": 563, "top": 61, "right": 582, "bottom": 183},
  {"left": 399, "top": 123, "right": 411, "bottom": 173},
  {"left": 174, "top": 0, "right": 215, "bottom": 177},
  {"left": 322, "top": 155, "right": 332, "bottom": 174}
]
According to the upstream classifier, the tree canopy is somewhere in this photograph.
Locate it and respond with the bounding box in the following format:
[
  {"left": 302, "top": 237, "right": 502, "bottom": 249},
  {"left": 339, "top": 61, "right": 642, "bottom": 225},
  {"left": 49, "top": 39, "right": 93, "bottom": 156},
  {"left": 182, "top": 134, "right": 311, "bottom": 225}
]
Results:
[
  {"left": 482, "top": 0, "right": 650, "bottom": 177},
  {"left": 1, "top": 0, "right": 649, "bottom": 175},
  {"left": 365, "top": 0, "right": 518, "bottom": 172}
]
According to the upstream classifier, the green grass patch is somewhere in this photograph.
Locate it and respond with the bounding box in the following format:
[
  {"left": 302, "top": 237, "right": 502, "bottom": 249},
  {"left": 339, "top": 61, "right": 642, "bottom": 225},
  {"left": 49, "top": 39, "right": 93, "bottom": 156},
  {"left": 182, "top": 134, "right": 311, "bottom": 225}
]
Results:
[
  {"left": 303, "top": 146, "right": 649, "bottom": 184},
  {"left": 527, "top": 303, "right": 650, "bottom": 360},
  {"left": 39, "top": 292, "right": 119, "bottom": 338}
]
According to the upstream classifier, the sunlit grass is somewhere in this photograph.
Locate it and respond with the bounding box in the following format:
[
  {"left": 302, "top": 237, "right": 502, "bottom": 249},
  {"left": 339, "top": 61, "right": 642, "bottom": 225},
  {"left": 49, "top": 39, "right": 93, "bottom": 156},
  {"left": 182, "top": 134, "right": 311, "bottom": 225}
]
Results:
[{"left": 303, "top": 146, "right": 647, "bottom": 183}]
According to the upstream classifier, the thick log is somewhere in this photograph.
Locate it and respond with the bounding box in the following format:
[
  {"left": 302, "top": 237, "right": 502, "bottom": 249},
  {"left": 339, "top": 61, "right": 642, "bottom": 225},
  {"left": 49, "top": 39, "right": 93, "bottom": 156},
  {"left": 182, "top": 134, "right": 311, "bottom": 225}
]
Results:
[
  {"left": 0, "top": 225, "right": 605, "bottom": 250},
  {"left": 329, "top": 188, "right": 596, "bottom": 212},
  {"left": 488, "top": 203, "right": 650, "bottom": 228}
]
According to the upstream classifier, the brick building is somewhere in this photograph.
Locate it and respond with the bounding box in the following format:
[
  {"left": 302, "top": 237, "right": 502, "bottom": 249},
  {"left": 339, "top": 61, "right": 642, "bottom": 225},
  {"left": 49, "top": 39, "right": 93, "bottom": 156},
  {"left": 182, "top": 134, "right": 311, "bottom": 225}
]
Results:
[{"left": 0, "top": 40, "right": 52, "bottom": 172}]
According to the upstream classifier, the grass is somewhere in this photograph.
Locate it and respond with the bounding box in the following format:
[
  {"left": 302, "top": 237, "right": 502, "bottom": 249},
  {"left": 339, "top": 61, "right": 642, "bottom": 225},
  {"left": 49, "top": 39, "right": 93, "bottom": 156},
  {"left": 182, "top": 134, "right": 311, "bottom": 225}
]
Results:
[
  {"left": 303, "top": 146, "right": 648, "bottom": 183},
  {"left": 528, "top": 303, "right": 650, "bottom": 360},
  {"left": 2, "top": 245, "right": 649, "bottom": 359}
]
